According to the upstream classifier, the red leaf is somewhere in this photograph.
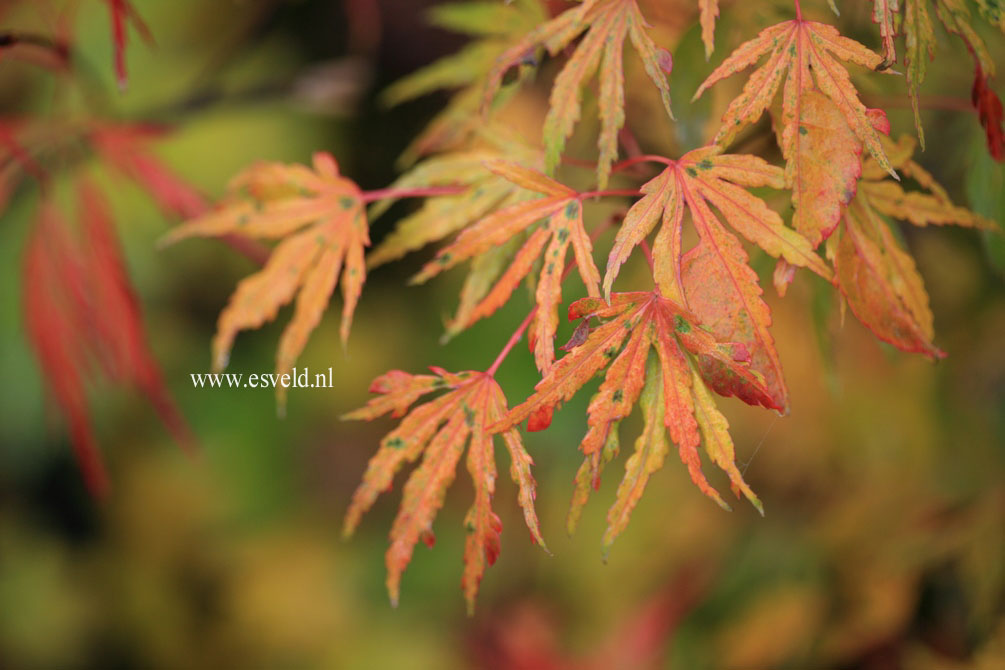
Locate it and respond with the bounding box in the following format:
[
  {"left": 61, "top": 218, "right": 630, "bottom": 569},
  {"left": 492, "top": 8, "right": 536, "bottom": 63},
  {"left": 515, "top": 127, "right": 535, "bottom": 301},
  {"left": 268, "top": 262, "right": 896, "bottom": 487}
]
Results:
[{"left": 23, "top": 184, "right": 194, "bottom": 497}]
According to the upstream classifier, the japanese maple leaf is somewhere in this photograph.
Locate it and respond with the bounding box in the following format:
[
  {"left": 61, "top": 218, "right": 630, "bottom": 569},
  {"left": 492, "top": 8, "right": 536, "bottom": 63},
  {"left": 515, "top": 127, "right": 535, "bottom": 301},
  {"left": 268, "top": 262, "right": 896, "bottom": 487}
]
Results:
[
  {"left": 492, "top": 292, "right": 766, "bottom": 553},
  {"left": 693, "top": 16, "right": 897, "bottom": 179},
  {"left": 23, "top": 183, "right": 194, "bottom": 498},
  {"left": 871, "top": 0, "right": 995, "bottom": 146},
  {"left": 411, "top": 162, "right": 602, "bottom": 374},
  {"left": 380, "top": 0, "right": 548, "bottom": 162},
  {"left": 366, "top": 135, "right": 544, "bottom": 269},
  {"left": 603, "top": 147, "right": 832, "bottom": 412},
  {"left": 344, "top": 368, "right": 547, "bottom": 613},
  {"left": 105, "top": 0, "right": 153, "bottom": 90},
  {"left": 161, "top": 152, "right": 368, "bottom": 410},
  {"left": 483, "top": 0, "right": 674, "bottom": 187},
  {"left": 828, "top": 135, "right": 998, "bottom": 356}
]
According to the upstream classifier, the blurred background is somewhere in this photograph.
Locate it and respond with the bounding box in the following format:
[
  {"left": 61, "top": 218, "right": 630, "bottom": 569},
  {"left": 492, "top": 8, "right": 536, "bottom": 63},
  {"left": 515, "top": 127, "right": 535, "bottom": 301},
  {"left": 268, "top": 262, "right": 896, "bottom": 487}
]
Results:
[{"left": 0, "top": 1, "right": 1002, "bottom": 668}]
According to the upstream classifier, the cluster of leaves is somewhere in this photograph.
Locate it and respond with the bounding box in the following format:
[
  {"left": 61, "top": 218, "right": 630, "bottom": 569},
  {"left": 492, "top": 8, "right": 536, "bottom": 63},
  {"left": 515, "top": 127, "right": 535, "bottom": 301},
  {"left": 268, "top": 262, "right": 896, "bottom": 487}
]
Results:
[{"left": 5, "top": 0, "right": 1001, "bottom": 613}]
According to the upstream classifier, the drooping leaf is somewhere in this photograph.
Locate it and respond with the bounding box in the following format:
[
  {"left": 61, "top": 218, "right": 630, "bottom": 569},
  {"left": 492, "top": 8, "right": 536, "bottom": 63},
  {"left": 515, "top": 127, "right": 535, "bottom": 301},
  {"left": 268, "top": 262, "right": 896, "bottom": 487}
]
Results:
[
  {"left": 161, "top": 152, "right": 368, "bottom": 411},
  {"left": 602, "top": 147, "right": 831, "bottom": 411},
  {"left": 872, "top": 0, "right": 997, "bottom": 145},
  {"left": 412, "top": 163, "right": 601, "bottom": 373},
  {"left": 344, "top": 368, "right": 546, "bottom": 613},
  {"left": 23, "top": 183, "right": 194, "bottom": 498},
  {"left": 483, "top": 0, "right": 674, "bottom": 187},
  {"left": 828, "top": 135, "right": 998, "bottom": 356},
  {"left": 492, "top": 291, "right": 767, "bottom": 552},
  {"left": 693, "top": 17, "right": 896, "bottom": 178}
]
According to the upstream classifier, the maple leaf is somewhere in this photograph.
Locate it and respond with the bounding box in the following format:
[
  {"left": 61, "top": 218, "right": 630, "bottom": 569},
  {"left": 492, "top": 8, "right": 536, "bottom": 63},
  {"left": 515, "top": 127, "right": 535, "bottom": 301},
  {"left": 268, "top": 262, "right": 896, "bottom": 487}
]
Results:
[
  {"left": 693, "top": 16, "right": 897, "bottom": 179},
  {"left": 160, "top": 152, "right": 368, "bottom": 410},
  {"left": 491, "top": 291, "right": 766, "bottom": 552},
  {"left": 366, "top": 135, "right": 543, "bottom": 269},
  {"left": 411, "top": 162, "right": 601, "bottom": 373},
  {"left": 603, "top": 147, "right": 832, "bottom": 411},
  {"left": 105, "top": 0, "right": 153, "bottom": 90},
  {"left": 828, "top": 135, "right": 998, "bottom": 356},
  {"left": 380, "top": 0, "right": 548, "bottom": 163},
  {"left": 23, "top": 182, "right": 194, "bottom": 498},
  {"left": 871, "top": 0, "right": 996, "bottom": 146},
  {"left": 483, "top": 0, "right": 674, "bottom": 187},
  {"left": 343, "top": 367, "right": 547, "bottom": 613}
]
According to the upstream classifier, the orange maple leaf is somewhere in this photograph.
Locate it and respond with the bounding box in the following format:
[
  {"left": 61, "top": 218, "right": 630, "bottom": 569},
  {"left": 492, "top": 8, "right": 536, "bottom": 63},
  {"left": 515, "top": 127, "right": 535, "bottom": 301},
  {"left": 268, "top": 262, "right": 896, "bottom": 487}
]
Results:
[
  {"left": 693, "top": 16, "right": 896, "bottom": 179},
  {"left": 344, "top": 368, "right": 547, "bottom": 613},
  {"left": 492, "top": 291, "right": 765, "bottom": 553},
  {"left": 411, "top": 161, "right": 601, "bottom": 374},
  {"left": 161, "top": 152, "right": 368, "bottom": 410},
  {"left": 603, "top": 147, "right": 831, "bottom": 412},
  {"left": 828, "top": 135, "right": 998, "bottom": 357},
  {"left": 483, "top": 0, "right": 674, "bottom": 187}
]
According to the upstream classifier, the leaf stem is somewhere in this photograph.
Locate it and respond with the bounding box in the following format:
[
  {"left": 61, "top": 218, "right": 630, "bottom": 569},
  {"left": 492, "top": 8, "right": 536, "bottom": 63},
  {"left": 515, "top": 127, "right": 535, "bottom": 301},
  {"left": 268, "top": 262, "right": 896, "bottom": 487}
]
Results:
[
  {"left": 487, "top": 308, "right": 537, "bottom": 377},
  {"left": 611, "top": 154, "right": 675, "bottom": 173},
  {"left": 794, "top": 0, "right": 803, "bottom": 21},
  {"left": 361, "top": 184, "right": 466, "bottom": 203}
]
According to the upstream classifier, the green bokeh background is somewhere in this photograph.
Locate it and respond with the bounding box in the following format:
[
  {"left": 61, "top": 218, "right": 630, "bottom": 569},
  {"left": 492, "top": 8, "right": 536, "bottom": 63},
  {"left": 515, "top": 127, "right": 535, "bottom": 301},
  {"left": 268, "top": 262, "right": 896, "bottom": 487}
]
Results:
[{"left": 0, "top": 1, "right": 1003, "bottom": 668}]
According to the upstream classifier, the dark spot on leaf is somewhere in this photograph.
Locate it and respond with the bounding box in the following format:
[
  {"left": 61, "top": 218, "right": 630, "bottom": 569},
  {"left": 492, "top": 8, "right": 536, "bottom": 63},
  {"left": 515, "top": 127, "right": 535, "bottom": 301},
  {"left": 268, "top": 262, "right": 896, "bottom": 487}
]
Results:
[
  {"left": 799, "top": 126, "right": 809, "bottom": 136},
  {"left": 674, "top": 315, "right": 691, "bottom": 333},
  {"left": 439, "top": 253, "right": 452, "bottom": 264},
  {"left": 557, "top": 227, "right": 570, "bottom": 242},
  {"left": 686, "top": 167, "right": 697, "bottom": 177},
  {"left": 386, "top": 437, "right": 405, "bottom": 449},
  {"left": 463, "top": 404, "right": 475, "bottom": 427},
  {"left": 565, "top": 201, "right": 579, "bottom": 218},
  {"left": 699, "top": 159, "right": 713, "bottom": 170},
  {"left": 612, "top": 390, "right": 623, "bottom": 402}
]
